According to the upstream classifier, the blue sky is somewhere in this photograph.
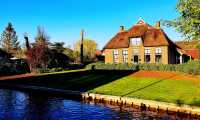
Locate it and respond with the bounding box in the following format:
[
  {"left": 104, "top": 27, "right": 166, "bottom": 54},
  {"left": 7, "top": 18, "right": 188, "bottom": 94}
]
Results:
[{"left": 0, "top": 0, "right": 182, "bottom": 49}]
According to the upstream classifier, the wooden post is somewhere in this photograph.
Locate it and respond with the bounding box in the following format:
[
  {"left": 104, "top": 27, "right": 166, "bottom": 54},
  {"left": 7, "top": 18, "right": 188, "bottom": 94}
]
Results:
[{"left": 80, "top": 30, "right": 84, "bottom": 64}]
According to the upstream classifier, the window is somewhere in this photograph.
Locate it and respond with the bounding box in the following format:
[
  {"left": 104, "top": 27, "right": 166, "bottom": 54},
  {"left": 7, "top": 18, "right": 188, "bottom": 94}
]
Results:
[
  {"left": 122, "top": 49, "right": 128, "bottom": 63},
  {"left": 132, "top": 49, "right": 140, "bottom": 63},
  {"left": 145, "top": 48, "right": 151, "bottom": 63},
  {"left": 130, "top": 38, "right": 141, "bottom": 46},
  {"left": 155, "top": 48, "right": 162, "bottom": 54},
  {"left": 113, "top": 50, "right": 119, "bottom": 63},
  {"left": 155, "top": 48, "right": 162, "bottom": 63}
]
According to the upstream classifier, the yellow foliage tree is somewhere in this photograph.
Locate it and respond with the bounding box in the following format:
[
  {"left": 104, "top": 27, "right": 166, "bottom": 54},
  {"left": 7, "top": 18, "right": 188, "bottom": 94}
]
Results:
[{"left": 74, "top": 39, "right": 97, "bottom": 62}]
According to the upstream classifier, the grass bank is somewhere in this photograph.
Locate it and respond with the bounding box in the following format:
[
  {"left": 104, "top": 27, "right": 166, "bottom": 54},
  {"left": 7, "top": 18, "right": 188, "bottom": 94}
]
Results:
[
  {"left": 0, "top": 70, "right": 199, "bottom": 106},
  {"left": 89, "top": 76, "right": 200, "bottom": 106}
]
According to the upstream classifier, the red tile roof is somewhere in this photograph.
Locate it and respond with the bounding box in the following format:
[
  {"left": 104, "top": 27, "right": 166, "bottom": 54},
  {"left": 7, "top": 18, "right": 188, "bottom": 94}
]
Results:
[
  {"left": 104, "top": 21, "right": 177, "bottom": 49},
  {"left": 175, "top": 40, "right": 200, "bottom": 49},
  {"left": 185, "top": 48, "right": 199, "bottom": 59},
  {"left": 95, "top": 50, "right": 103, "bottom": 56}
]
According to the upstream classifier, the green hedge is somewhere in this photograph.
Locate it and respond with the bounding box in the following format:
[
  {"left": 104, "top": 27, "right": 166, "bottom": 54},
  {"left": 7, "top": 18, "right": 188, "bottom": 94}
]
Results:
[
  {"left": 85, "top": 62, "right": 139, "bottom": 71},
  {"left": 36, "top": 67, "right": 67, "bottom": 73},
  {"left": 85, "top": 60, "right": 200, "bottom": 75}
]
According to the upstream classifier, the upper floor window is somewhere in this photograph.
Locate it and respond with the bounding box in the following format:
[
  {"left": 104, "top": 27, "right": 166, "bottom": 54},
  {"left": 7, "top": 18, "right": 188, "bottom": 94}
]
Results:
[
  {"left": 122, "top": 49, "right": 128, "bottom": 63},
  {"left": 113, "top": 50, "right": 119, "bottom": 63},
  {"left": 130, "top": 38, "right": 141, "bottom": 46}
]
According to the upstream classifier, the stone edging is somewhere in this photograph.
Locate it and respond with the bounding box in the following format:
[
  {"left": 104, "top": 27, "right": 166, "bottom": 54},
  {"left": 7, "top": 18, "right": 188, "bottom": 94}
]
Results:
[{"left": 81, "top": 92, "right": 200, "bottom": 116}]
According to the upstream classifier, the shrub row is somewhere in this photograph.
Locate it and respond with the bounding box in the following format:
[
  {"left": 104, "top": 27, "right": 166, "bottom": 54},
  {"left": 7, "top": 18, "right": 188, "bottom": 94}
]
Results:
[
  {"left": 36, "top": 64, "right": 85, "bottom": 73},
  {"left": 36, "top": 67, "right": 70, "bottom": 73},
  {"left": 85, "top": 60, "right": 200, "bottom": 75},
  {"left": 85, "top": 62, "right": 139, "bottom": 71}
]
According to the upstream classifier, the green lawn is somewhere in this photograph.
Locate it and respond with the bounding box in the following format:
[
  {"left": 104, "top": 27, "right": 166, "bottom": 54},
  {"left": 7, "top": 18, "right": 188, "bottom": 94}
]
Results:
[
  {"left": 1, "top": 70, "right": 200, "bottom": 106},
  {"left": 89, "top": 76, "right": 200, "bottom": 106}
]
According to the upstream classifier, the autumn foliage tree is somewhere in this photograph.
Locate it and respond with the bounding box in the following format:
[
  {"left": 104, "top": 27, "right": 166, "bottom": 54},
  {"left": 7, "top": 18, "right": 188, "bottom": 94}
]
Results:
[
  {"left": 74, "top": 39, "right": 97, "bottom": 63},
  {"left": 26, "top": 27, "right": 50, "bottom": 71}
]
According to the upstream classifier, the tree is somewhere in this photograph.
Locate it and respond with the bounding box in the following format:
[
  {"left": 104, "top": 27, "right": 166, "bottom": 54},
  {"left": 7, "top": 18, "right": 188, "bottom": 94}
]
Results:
[
  {"left": 48, "top": 42, "right": 70, "bottom": 68},
  {"left": 0, "top": 22, "right": 20, "bottom": 55},
  {"left": 26, "top": 26, "right": 50, "bottom": 71},
  {"left": 74, "top": 39, "right": 97, "bottom": 62},
  {"left": 63, "top": 47, "right": 75, "bottom": 62},
  {"left": 50, "top": 42, "right": 65, "bottom": 53},
  {"left": 164, "top": 0, "right": 200, "bottom": 40}
]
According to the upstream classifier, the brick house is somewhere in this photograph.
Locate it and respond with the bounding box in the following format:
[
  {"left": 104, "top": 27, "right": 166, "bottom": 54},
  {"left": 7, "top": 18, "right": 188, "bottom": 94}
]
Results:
[{"left": 103, "top": 19, "right": 189, "bottom": 64}]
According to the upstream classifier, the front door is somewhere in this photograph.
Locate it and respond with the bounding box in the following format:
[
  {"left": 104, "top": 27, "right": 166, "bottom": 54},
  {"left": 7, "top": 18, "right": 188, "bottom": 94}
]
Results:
[{"left": 133, "top": 55, "right": 139, "bottom": 64}]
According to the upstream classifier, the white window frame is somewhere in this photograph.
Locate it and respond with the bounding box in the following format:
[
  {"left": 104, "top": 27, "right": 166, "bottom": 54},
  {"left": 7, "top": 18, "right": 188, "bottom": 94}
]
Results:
[
  {"left": 155, "top": 48, "right": 162, "bottom": 55},
  {"left": 122, "top": 49, "right": 128, "bottom": 63},
  {"left": 155, "top": 48, "right": 162, "bottom": 63},
  {"left": 113, "top": 49, "right": 119, "bottom": 63},
  {"left": 145, "top": 48, "right": 151, "bottom": 55},
  {"left": 144, "top": 48, "right": 151, "bottom": 63},
  {"left": 130, "top": 38, "right": 141, "bottom": 46}
]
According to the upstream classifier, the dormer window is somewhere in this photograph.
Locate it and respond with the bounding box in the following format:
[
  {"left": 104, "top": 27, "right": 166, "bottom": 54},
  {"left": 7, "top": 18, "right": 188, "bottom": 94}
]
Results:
[{"left": 130, "top": 38, "right": 141, "bottom": 46}]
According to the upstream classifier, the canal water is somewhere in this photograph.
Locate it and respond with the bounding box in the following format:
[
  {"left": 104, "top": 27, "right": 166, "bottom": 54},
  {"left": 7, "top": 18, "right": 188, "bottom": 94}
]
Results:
[{"left": 0, "top": 89, "right": 193, "bottom": 120}]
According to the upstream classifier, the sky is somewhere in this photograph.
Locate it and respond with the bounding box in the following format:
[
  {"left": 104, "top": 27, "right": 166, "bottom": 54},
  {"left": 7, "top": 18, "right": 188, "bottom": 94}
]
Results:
[{"left": 0, "top": 0, "right": 182, "bottom": 49}]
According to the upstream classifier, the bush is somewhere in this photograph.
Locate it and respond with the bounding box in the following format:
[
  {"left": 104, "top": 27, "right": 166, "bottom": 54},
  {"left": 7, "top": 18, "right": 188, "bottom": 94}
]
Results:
[
  {"left": 85, "top": 60, "right": 200, "bottom": 75},
  {"left": 36, "top": 68, "right": 50, "bottom": 73},
  {"left": 85, "top": 62, "right": 139, "bottom": 71},
  {"left": 36, "top": 67, "right": 68, "bottom": 73}
]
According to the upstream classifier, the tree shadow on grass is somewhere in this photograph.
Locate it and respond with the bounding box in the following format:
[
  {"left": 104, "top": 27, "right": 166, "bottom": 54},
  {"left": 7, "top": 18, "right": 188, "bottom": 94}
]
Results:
[
  {"left": 0, "top": 70, "right": 136, "bottom": 92},
  {"left": 121, "top": 75, "right": 177, "bottom": 97}
]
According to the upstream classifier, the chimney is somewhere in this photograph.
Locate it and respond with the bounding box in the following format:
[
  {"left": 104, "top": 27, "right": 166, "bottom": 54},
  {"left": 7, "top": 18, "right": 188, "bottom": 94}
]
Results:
[
  {"left": 155, "top": 21, "right": 161, "bottom": 29},
  {"left": 120, "top": 26, "right": 125, "bottom": 32}
]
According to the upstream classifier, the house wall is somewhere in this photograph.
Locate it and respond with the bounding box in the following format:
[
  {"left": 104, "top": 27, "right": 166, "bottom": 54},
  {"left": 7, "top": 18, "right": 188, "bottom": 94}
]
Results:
[
  {"left": 104, "top": 49, "right": 113, "bottom": 63},
  {"left": 104, "top": 46, "right": 169, "bottom": 64}
]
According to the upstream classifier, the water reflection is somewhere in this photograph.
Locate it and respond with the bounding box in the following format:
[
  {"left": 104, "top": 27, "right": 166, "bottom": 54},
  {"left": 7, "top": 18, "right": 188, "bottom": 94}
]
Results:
[
  {"left": 0, "top": 89, "right": 197, "bottom": 120},
  {"left": 0, "top": 89, "right": 27, "bottom": 119}
]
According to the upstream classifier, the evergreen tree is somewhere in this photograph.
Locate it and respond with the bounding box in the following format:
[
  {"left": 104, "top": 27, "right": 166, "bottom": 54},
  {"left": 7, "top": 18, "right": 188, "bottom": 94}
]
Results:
[{"left": 0, "top": 23, "right": 20, "bottom": 55}]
